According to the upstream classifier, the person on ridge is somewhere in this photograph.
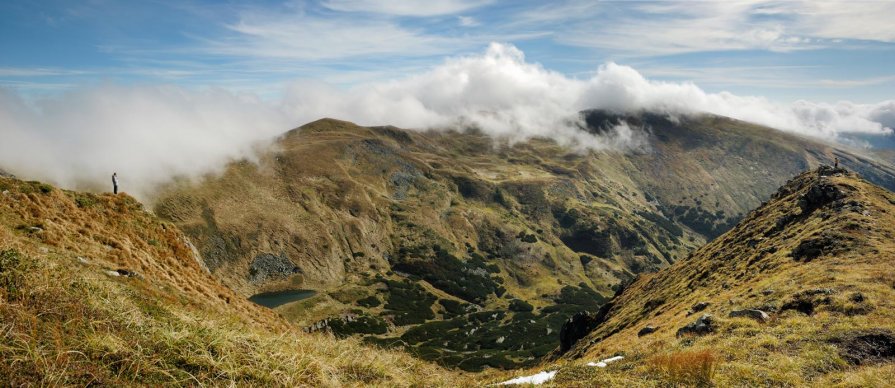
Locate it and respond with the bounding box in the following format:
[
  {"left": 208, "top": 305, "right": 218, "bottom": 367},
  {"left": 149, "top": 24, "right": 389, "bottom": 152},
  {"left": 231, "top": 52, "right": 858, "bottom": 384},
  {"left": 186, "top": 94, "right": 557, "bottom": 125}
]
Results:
[
  {"left": 112, "top": 172, "right": 119, "bottom": 194},
  {"left": 834, "top": 157, "right": 839, "bottom": 169}
]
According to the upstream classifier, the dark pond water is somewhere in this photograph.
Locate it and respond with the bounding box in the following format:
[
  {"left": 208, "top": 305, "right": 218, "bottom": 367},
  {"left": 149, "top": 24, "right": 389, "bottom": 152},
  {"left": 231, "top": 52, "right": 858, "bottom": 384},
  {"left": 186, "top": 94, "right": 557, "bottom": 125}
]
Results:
[{"left": 248, "top": 289, "right": 316, "bottom": 308}]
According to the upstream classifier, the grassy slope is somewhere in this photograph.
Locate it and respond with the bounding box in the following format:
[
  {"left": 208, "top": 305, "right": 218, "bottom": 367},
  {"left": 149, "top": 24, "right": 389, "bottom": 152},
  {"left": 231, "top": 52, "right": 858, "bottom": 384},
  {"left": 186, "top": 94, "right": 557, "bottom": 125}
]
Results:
[
  {"left": 496, "top": 167, "right": 895, "bottom": 386},
  {"left": 0, "top": 177, "right": 469, "bottom": 386}
]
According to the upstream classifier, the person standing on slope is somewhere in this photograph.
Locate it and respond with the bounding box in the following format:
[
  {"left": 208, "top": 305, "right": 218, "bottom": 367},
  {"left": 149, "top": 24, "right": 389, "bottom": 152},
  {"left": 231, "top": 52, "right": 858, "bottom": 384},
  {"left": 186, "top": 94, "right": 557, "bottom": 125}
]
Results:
[{"left": 112, "top": 172, "right": 119, "bottom": 194}]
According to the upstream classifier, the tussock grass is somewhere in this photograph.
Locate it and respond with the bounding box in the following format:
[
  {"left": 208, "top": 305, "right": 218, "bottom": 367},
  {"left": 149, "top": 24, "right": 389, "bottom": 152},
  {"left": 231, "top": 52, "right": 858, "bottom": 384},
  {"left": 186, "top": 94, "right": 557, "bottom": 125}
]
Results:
[{"left": 649, "top": 349, "right": 718, "bottom": 387}]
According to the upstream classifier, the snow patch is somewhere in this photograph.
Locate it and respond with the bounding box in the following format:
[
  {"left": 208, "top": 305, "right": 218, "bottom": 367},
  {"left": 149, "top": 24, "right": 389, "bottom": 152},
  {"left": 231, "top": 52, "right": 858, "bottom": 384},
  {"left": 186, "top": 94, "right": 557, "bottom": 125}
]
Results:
[
  {"left": 496, "top": 370, "right": 558, "bottom": 385},
  {"left": 586, "top": 355, "right": 624, "bottom": 368},
  {"left": 495, "top": 356, "right": 625, "bottom": 385}
]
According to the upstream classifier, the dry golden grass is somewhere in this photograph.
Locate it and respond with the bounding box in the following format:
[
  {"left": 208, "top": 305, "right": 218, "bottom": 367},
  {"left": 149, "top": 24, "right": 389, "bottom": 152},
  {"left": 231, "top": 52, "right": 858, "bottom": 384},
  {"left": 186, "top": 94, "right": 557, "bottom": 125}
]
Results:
[
  {"left": 649, "top": 349, "right": 718, "bottom": 386},
  {"left": 0, "top": 177, "right": 470, "bottom": 386},
  {"left": 552, "top": 168, "right": 895, "bottom": 386}
]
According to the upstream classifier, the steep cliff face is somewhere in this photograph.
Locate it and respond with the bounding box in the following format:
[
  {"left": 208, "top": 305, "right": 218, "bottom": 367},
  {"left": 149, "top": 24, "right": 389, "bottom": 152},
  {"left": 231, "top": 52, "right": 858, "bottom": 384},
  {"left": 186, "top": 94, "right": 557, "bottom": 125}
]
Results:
[{"left": 153, "top": 113, "right": 895, "bottom": 370}]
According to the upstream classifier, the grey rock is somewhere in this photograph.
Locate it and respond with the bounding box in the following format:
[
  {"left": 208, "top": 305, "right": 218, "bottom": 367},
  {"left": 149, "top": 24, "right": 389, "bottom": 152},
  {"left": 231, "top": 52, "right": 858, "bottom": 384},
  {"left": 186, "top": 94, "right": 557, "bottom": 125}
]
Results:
[
  {"left": 729, "top": 309, "right": 770, "bottom": 322},
  {"left": 638, "top": 325, "right": 658, "bottom": 337},
  {"left": 798, "top": 179, "right": 846, "bottom": 213},
  {"left": 248, "top": 253, "right": 300, "bottom": 284},
  {"left": 116, "top": 268, "right": 141, "bottom": 278},
  {"left": 677, "top": 314, "right": 715, "bottom": 337}
]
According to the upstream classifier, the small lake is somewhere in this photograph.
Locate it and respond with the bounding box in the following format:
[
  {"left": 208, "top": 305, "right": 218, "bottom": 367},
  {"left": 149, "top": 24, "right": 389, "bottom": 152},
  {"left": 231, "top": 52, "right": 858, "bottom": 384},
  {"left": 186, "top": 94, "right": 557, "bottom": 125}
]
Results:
[{"left": 248, "top": 289, "right": 316, "bottom": 308}]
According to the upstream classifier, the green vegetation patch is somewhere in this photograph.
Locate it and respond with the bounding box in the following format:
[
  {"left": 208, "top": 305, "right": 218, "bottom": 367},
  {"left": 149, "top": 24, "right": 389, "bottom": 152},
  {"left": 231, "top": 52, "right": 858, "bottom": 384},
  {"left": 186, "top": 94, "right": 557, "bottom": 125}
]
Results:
[
  {"left": 381, "top": 279, "right": 436, "bottom": 326},
  {"left": 356, "top": 295, "right": 381, "bottom": 308},
  {"left": 366, "top": 284, "right": 609, "bottom": 372},
  {"left": 392, "top": 244, "right": 501, "bottom": 304},
  {"left": 329, "top": 313, "right": 389, "bottom": 337}
]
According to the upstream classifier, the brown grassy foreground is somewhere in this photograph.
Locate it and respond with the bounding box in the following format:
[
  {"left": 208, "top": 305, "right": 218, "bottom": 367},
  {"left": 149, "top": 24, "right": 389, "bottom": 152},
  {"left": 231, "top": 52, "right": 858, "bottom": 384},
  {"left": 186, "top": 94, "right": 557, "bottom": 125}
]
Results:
[{"left": 0, "top": 177, "right": 469, "bottom": 386}]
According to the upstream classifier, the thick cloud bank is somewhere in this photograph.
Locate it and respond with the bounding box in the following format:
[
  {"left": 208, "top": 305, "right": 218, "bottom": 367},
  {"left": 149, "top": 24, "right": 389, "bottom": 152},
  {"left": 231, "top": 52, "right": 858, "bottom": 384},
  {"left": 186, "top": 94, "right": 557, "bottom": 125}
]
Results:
[
  {"left": 1, "top": 43, "right": 892, "bottom": 199},
  {"left": 281, "top": 43, "right": 893, "bottom": 141},
  {"left": 0, "top": 86, "right": 292, "bottom": 199}
]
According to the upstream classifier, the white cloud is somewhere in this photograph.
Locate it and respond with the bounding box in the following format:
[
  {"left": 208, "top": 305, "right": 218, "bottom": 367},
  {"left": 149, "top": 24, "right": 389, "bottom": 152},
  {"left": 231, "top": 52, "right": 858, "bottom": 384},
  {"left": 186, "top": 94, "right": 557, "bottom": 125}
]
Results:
[
  {"left": 1, "top": 43, "right": 892, "bottom": 200},
  {"left": 280, "top": 43, "right": 893, "bottom": 140},
  {"left": 0, "top": 85, "right": 291, "bottom": 200},
  {"left": 322, "top": 0, "right": 491, "bottom": 16}
]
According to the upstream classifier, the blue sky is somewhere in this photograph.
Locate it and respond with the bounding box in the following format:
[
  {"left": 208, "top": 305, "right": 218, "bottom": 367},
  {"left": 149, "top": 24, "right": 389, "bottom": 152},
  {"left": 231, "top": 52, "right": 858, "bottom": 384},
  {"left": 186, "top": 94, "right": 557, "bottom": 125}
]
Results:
[
  {"left": 2, "top": 0, "right": 894, "bottom": 103},
  {"left": 2, "top": 0, "right": 895, "bottom": 197}
]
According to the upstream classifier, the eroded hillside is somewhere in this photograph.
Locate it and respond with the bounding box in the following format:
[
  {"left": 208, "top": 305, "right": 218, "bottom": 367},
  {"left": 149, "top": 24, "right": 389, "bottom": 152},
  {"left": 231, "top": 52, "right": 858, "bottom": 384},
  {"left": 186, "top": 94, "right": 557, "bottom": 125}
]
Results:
[
  {"left": 154, "top": 112, "right": 895, "bottom": 370},
  {"left": 516, "top": 166, "right": 895, "bottom": 386}
]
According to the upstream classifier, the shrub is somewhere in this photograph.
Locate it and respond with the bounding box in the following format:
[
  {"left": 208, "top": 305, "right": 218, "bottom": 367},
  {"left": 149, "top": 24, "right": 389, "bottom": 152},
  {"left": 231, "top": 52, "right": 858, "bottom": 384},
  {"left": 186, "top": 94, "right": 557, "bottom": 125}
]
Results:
[
  {"left": 649, "top": 349, "right": 718, "bottom": 387},
  {"left": 382, "top": 280, "right": 435, "bottom": 325},
  {"left": 437, "top": 299, "right": 469, "bottom": 318},
  {"left": 329, "top": 314, "right": 389, "bottom": 337},
  {"left": 509, "top": 299, "right": 533, "bottom": 312},
  {"left": 392, "top": 245, "right": 499, "bottom": 304},
  {"left": 357, "top": 295, "right": 381, "bottom": 308}
]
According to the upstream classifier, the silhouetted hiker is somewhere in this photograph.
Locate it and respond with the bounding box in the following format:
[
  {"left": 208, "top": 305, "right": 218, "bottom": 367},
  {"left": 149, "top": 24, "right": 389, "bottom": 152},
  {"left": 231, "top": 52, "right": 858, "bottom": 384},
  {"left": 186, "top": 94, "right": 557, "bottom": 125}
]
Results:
[
  {"left": 112, "top": 172, "right": 119, "bottom": 194},
  {"left": 834, "top": 157, "right": 839, "bottom": 168}
]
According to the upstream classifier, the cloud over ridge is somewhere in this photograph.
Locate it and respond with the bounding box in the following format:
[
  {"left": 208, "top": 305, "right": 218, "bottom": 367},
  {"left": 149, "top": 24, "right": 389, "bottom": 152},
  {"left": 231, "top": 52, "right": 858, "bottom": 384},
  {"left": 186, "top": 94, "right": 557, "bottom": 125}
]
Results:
[{"left": 0, "top": 43, "right": 892, "bottom": 199}]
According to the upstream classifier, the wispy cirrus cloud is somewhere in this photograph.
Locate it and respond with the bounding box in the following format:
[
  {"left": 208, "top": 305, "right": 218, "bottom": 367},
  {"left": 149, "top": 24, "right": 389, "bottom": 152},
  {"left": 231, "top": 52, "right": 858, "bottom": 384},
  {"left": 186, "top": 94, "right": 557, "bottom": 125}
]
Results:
[
  {"left": 215, "top": 17, "right": 460, "bottom": 61},
  {"left": 321, "top": 0, "right": 492, "bottom": 16},
  {"left": 511, "top": 0, "right": 895, "bottom": 56}
]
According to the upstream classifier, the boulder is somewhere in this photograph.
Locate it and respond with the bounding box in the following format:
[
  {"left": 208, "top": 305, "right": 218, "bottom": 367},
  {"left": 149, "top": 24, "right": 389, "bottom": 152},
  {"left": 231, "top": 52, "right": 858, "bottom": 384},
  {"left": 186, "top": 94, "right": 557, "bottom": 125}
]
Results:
[
  {"left": 637, "top": 325, "right": 658, "bottom": 337},
  {"left": 729, "top": 309, "right": 770, "bottom": 322},
  {"left": 676, "top": 314, "right": 715, "bottom": 337}
]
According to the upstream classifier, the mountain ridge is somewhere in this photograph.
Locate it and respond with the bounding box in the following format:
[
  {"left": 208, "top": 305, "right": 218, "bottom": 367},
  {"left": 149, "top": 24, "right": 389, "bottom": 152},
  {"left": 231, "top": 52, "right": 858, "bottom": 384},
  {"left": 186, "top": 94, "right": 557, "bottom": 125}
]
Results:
[
  {"left": 152, "top": 111, "right": 895, "bottom": 371},
  {"left": 530, "top": 165, "right": 895, "bottom": 385}
]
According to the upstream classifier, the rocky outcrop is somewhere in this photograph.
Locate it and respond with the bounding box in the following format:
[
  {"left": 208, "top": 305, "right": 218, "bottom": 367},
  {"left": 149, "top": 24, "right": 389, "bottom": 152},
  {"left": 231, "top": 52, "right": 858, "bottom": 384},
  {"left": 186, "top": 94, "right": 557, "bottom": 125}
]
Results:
[
  {"left": 248, "top": 253, "right": 300, "bottom": 284},
  {"left": 798, "top": 178, "right": 847, "bottom": 213},
  {"left": 637, "top": 325, "right": 658, "bottom": 336},
  {"left": 676, "top": 314, "right": 715, "bottom": 337},
  {"left": 559, "top": 312, "right": 601, "bottom": 353}
]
